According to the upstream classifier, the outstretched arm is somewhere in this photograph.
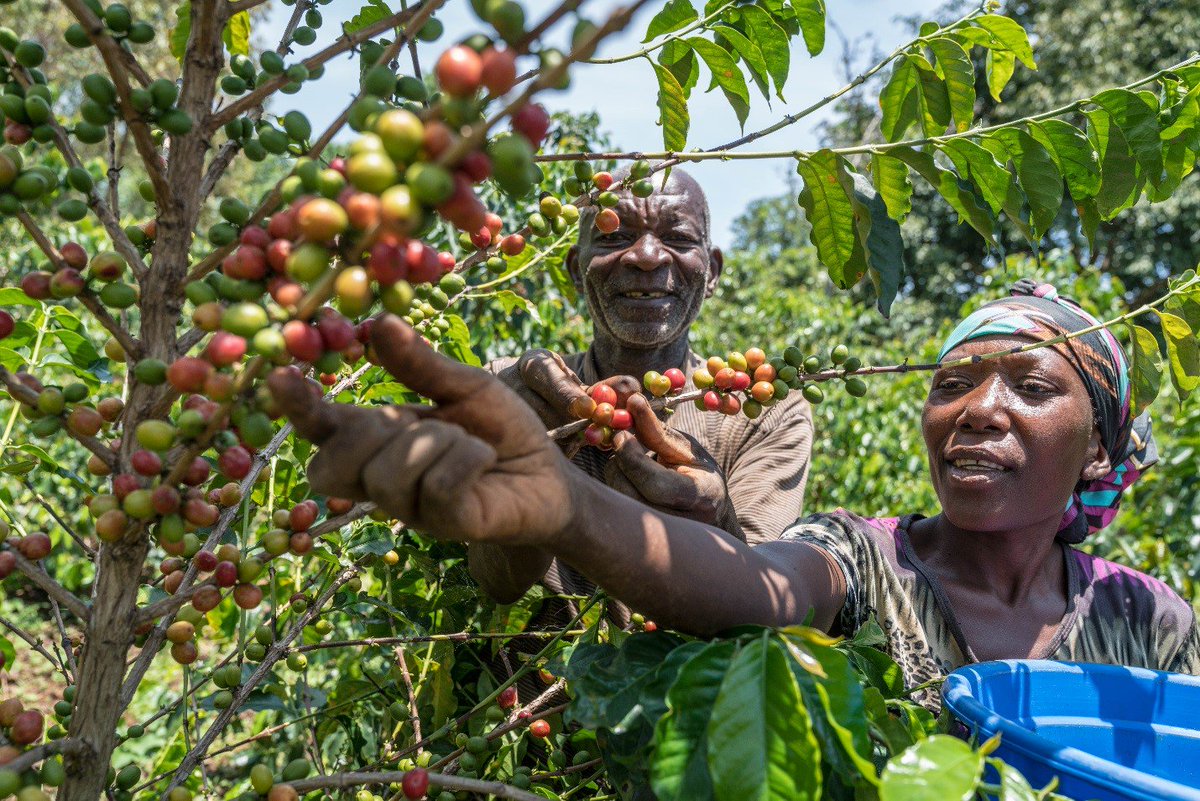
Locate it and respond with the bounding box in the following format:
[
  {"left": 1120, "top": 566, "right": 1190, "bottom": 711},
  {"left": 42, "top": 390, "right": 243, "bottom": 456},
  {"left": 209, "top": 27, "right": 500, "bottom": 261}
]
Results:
[{"left": 270, "top": 316, "right": 844, "bottom": 635}]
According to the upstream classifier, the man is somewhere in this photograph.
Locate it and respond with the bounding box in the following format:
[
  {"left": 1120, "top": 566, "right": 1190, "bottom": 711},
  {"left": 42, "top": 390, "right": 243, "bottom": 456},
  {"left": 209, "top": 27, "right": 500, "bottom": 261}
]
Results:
[{"left": 470, "top": 168, "right": 813, "bottom": 612}]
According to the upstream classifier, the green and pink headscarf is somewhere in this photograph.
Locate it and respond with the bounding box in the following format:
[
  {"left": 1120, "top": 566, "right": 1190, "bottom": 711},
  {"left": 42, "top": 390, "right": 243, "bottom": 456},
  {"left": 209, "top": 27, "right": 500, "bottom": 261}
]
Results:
[{"left": 938, "top": 279, "right": 1158, "bottom": 543}]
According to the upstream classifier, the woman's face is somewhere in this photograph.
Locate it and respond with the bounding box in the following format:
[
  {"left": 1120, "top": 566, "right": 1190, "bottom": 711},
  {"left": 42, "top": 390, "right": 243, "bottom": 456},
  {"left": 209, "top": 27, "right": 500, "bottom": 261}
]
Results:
[{"left": 921, "top": 336, "right": 1110, "bottom": 534}]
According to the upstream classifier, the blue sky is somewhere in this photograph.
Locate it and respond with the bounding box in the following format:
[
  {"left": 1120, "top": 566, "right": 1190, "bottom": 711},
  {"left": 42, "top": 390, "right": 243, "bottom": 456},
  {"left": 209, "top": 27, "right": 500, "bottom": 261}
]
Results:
[{"left": 263, "top": 0, "right": 947, "bottom": 247}]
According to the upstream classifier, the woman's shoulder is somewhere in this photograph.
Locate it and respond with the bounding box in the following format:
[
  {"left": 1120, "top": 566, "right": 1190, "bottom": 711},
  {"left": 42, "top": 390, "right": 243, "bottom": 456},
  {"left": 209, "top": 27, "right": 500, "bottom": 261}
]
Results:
[
  {"left": 1070, "top": 547, "right": 1196, "bottom": 630},
  {"left": 781, "top": 510, "right": 907, "bottom": 554}
]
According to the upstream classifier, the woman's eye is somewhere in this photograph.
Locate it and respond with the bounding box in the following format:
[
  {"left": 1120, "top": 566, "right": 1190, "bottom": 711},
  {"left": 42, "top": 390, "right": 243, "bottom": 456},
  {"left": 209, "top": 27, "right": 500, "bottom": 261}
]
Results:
[
  {"left": 936, "top": 377, "right": 970, "bottom": 391},
  {"left": 1018, "top": 380, "right": 1055, "bottom": 394}
]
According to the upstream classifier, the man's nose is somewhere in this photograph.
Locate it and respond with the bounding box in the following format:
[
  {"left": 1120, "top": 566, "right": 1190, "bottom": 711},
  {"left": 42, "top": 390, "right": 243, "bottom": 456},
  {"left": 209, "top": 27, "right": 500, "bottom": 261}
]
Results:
[
  {"left": 956, "top": 376, "right": 1011, "bottom": 434},
  {"left": 618, "top": 234, "right": 671, "bottom": 272}
]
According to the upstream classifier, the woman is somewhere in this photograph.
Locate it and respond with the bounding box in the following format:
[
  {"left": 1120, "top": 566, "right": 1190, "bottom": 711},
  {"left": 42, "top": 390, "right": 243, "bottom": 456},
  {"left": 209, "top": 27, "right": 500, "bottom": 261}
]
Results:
[{"left": 269, "top": 279, "right": 1200, "bottom": 704}]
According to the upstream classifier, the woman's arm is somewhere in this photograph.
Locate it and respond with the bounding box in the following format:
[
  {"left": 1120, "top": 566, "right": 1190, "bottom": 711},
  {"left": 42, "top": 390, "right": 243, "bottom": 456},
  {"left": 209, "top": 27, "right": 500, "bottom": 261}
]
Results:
[{"left": 269, "top": 315, "right": 846, "bottom": 637}]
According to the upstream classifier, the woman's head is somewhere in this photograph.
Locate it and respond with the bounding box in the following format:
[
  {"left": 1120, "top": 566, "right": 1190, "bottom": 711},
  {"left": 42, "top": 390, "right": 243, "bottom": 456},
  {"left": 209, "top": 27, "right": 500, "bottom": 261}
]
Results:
[{"left": 921, "top": 280, "right": 1157, "bottom": 542}]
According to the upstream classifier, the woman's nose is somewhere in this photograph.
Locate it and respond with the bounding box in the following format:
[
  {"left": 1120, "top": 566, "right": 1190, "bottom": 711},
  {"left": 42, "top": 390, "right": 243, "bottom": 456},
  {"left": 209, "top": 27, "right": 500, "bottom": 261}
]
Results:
[{"left": 956, "top": 376, "right": 1011, "bottom": 433}]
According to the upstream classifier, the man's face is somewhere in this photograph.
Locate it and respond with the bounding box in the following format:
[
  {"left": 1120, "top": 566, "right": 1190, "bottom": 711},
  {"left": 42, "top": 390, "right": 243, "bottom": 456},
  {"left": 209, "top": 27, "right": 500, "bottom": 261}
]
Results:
[{"left": 568, "top": 183, "right": 722, "bottom": 351}]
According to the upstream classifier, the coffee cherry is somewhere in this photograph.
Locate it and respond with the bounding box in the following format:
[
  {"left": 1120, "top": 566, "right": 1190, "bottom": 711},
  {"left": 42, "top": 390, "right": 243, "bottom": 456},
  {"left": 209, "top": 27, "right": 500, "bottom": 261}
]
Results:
[
  {"left": 732, "top": 371, "right": 752, "bottom": 392},
  {"left": 168, "top": 357, "right": 213, "bottom": 393},
  {"left": 831, "top": 344, "right": 849, "bottom": 365},
  {"left": 66, "top": 407, "right": 104, "bottom": 437},
  {"left": 594, "top": 208, "right": 619, "bottom": 234},
  {"left": 750, "top": 381, "right": 775, "bottom": 403},
  {"left": 0, "top": 311, "right": 12, "bottom": 340},
  {"left": 718, "top": 393, "right": 741, "bottom": 416},
  {"left": 296, "top": 198, "right": 348, "bottom": 241},
  {"left": 610, "top": 408, "right": 632, "bottom": 430},
  {"left": 663, "top": 368, "right": 686, "bottom": 392},
  {"left": 436, "top": 46, "right": 483, "bottom": 96},
  {"left": 19, "top": 532, "right": 51, "bottom": 560},
  {"left": 480, "top": 47, "right": 517, "bottom": 95},
  {"left": 0, "top": 552, "right": 15, "bottom": 580},
  {"left": 702, "top": 390, "right": 721, "bottom": 411},
  {"left": 9, "top": 710, "right": 44, "bottom": 745},
  {"left": 401, "top": 768, "right": 429, "bottom": 800},
  {"left": 753, "top": 363, "right": 777, "bottom": 383},
  {"left": 166, "top": 621, "right": 195, "bottom": 644},
  {"left": 511, "top": 102, "right": 550, "bottom": 148},
  {"left": 845, "top": 377, "right": 868, "bottom": 397},
  {"left": 233, "top": 583, "right": 263, "bottom": 610},
  {"left": 130, "top": 450, "right": 163, "bottom": 476},
  {"left": 742, "top": 399, "right": 763, "bottom": 419},
  {"left": 842, "top": 356, "right": 862, "bottom": 373},
  {"left": 135, "top": 420, "right": 176, "bottom": 451},
  {"left": 642, "top": 371, "right": 670, "bottom": 397},
  {"left": 591, "top": 402, "right": 615, "bottom": 427},
  {"left": 529, "top": 719, "right": 551, "bottom": 738},
  {"left": 498, "top": 686, "right": 518, "bottom": 709},
  {"left": 803, "top": 384, "right": 824, "bottom": 404},
  {"left": 582, "top": 423, "right": 612, "bottom": 448}
]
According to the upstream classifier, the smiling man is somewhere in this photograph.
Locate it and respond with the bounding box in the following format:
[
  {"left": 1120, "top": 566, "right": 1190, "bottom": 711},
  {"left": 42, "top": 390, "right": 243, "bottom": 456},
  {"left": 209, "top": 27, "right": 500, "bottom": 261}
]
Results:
[{"left": 469, "top": 167, "right": 813, "bottom": 611}]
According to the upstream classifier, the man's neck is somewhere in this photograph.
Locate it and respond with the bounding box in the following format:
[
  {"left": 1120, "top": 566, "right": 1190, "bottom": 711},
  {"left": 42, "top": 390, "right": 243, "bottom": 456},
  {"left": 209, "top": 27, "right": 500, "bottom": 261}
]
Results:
[{"left": 590, "top": 332, "right": 692, "bottom": 380}]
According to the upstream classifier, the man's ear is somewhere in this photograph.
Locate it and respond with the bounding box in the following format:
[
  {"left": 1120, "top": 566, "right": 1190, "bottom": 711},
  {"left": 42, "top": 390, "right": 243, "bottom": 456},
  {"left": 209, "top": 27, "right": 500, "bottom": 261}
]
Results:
[
  {"left": 566, "top": 245, "right": 584, "bottom": 294},
  {"left": 1080, "top": 429, "right": 1112, "bottom": 482},
  {"left": 704, "top": 246, "right": 723, "bottom": 298}
]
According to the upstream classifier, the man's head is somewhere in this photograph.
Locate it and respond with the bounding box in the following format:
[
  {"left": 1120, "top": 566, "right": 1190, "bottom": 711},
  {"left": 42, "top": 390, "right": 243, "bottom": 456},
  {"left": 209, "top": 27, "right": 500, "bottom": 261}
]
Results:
[{"left": 567, "top": 167, "right": 723, "bottom": 352}]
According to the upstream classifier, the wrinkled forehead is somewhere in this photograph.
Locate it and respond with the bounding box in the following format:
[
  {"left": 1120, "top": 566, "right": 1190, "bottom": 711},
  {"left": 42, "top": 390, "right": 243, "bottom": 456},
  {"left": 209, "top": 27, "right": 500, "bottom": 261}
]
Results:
[{"left": 582, "top": 173, "right": 710, "bottom": 243}]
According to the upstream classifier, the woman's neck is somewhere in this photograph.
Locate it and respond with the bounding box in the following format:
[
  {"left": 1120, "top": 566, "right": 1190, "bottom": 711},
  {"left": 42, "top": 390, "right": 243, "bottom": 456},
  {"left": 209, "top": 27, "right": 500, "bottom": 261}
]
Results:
[{"left": 908, "top": 514, "right": 1066, "bottom": 606}]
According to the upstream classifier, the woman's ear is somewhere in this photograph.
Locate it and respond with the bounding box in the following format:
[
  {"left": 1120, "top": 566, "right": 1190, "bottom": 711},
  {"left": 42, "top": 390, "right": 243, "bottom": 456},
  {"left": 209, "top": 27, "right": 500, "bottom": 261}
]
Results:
[{"left": 1081, "top": 429, "right": 1112, "bottom": 482}]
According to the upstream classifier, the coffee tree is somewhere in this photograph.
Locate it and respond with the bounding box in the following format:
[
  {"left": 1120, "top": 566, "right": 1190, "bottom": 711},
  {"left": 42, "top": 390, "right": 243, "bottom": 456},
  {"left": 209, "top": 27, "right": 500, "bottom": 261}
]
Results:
[{"left": 1, "top": 0, "right": 1199, "bottom": 799}]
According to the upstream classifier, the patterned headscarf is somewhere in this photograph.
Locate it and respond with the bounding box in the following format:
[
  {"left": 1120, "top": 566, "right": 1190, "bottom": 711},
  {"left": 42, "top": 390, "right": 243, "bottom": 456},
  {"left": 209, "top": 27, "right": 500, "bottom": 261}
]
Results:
[{"left": 937, "top": 279, "right": 1158, "bottom": 543}]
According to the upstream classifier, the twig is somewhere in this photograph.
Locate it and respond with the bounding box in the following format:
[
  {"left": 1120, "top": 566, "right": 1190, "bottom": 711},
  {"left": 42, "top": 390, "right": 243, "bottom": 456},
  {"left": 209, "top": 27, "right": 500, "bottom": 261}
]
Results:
[
  {"left": 545, "top": 273, "right": 1200, "bottom": 441},
  {"left": 288, "top": 770, "right": 544, "bottom": 801},
  {"left": 0, "top": 615, "right": 66, "bottom": 678},
  {"left": 585, "top": 0, "right": 734, "bottom": 64},
  {"left": 48, "top": 597, "right": 79, "bottom": 679},
  {"left": 298, "top": 630, "right": 586, "bottom": 652},
  {"left": 2, "top": 549, "right": 90, "bottom": 621},
  {"left": 0, "top": 366, "right": 118, "bottom": 471},
  {"left": 0, "top": 739, "right": 89, "bottom": 775},
  {"left": 308, "top": 501, "right": 377, "bottom": 537},
  {"left": 22, "top": 479, "right": 97, "bottom": 559},
  {"left": 394, "top": 647, "right": 422, "bottom": 745}
]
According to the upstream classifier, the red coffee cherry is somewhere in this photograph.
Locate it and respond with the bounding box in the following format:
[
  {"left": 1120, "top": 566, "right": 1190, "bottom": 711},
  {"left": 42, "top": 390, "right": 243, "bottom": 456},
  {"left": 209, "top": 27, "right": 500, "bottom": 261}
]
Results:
[
  {"left": 401, "top": 767, "right": 429, "bottom": 800},
  {"left": 595, "top": 208, "right": 619, "bottom": 234},
  {"left": 589, "top": 384, "right": 618, "bottom": 406},
  {"left": 529, "top": 719, "right": 551, "bottom": 738},
  {"left": 435, "top": 45, "right": 483, "bottom": 96}
]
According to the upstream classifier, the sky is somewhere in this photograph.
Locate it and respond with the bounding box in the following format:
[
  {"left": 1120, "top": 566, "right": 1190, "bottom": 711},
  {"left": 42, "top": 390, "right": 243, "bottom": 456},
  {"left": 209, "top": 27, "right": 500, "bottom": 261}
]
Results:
[{"left": 262, "top": 0, "right": 948, "bottom": 248}]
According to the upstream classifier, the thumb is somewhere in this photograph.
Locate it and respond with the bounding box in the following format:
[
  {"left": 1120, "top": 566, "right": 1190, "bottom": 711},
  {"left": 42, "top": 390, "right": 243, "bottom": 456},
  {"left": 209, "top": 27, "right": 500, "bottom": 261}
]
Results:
[
  {"left": 268, "top": 368, "right": 336, "bottom": 444},
  {"left": 626, "top": 394, "right": 692, "bottom": 465}
]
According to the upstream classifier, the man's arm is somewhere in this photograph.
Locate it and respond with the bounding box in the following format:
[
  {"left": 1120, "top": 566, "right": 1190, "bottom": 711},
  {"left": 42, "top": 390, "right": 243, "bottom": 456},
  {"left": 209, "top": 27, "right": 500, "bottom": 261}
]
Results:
[
  {"left": 726, "top": 396, "right": 814, "bottom": 545},
  {"left": 270, "top": 316, "right": 846, "bottom": 636}
]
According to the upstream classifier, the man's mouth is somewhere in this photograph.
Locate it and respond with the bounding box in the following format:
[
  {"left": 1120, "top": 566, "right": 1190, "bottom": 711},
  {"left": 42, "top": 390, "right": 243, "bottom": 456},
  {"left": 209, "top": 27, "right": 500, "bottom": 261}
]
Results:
[{"left": 618, "top": 291, "right": 671, "bottom": 299}]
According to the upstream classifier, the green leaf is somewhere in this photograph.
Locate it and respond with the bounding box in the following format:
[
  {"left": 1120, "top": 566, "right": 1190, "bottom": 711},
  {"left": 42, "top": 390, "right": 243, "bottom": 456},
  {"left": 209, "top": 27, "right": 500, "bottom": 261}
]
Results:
[
  {"left": 659, "top": 39, "right": 700, "bottom": 97},
  {"left": 223, "top": 10, "right": 251, "bottom": 57},
  {"left": 795, "top": 150, "right": 858, "bottom": 282},
  {"left": 0, "top": 636, "right": 14, "bottom": 672},
  {"left": 437, "top": 315, "right": 481, "bottom": 367},
  {"left": 913, "top": 55, "right": 951, "bottom": 137},
  {"left": 880, "top": 735, "right": 984, "bottom": 801},
  {"left": 871, "top": 152, "right": 913, "bottom": 222},
  {"left": 52, "top": 329, "right": 102, "bottom": 369},
  {"left": 713, "top": 25, "right": 770, "bottom": 101},
  {"left": 707, "top": 637, "right": 821, "bottom": 801},
  {"left": 650, "top": 641, "right": 737, "bottom": 801},
  {"left": 939, "top": 139, "right": 1012, "bottom": 215},
  {"left": 740, "top": 6, "right": 789, "bottom": 100},
  {"left": 687, "top": 38, "right": 751, "bottom": 128},
  {"left": 927, "top": 38, "right": 975, "bottom": 133},
  {"left": 652, "top": 61, "right": 691, "bottom": 152},
  {"left": 345, "top": 0, "right": 392, "bottom": 35},
  {"left": 1087, "top": 109, "right": 1143, "bottom": 219},
  {"left": 1091, "top": 89, "right": 1163, "bottom": 187},
  {"left": 1161, "top": 312, "right": 1200, "bottom": 401},
  {"left": 0, "top": 288, "right": 41, "bottom": 307},
  {"left": 985, "top": 49, "right": 1015, "bottom": 102},
  {"left": 995, "top": 129, "right": 1064, "bottom": 240},
  {"left": 1128, "top": 324, "right": 1163, "bottom": 416},
  {"left": 847, "top": 171, "right": 905, "bottom": 317},
  {"left": 879, "top": 55, "right": 921, "bottom": 142},
  {"left": 1161, "top": 84, "right": 1200, "bottom": 140},
  {"left": 1029, "top": 119, "right": 1102, "bottom": 201},
  {"left": 169, "top": 2, "right": 192, "bottom": 61},
  {"left": 972, "top": 15, "right": 1036, "bottom": 70},
  {"left": 890, "top": 146, "right": 997, "bottom": 246},
  {"left": 787, "top": 638, "right": 878, "bottom": 787},
  {"left": 489, "top": 289, "right": 543, "bottom": 324},
  {"left": 990, "top": 758, "right": 1038, "bottom": 801},
  {"left": 790, "top": 0, "right": 825, "bottom": 56},
  {"left": 644, "top": 0, "right": 698, "bottom": 42}
]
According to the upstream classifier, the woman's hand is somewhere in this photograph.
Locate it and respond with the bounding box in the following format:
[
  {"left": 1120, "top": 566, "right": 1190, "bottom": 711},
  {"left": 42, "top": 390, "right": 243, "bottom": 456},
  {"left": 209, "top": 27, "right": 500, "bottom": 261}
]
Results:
[{"left": 269, "top": 315, "right": 576, "bottom": 548}]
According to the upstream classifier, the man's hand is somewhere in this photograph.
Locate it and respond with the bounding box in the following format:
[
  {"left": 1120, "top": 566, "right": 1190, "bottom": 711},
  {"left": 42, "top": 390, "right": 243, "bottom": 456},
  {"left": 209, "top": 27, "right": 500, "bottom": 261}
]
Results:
[
  {"left": 269, "top": 315, "right": 575, "bottom": 548},
  {"left": 604, "top": 395, "right": 742, "bottom": 540},
  {"left": 495, "top": 350, "right": 641, "bottom": 454}
]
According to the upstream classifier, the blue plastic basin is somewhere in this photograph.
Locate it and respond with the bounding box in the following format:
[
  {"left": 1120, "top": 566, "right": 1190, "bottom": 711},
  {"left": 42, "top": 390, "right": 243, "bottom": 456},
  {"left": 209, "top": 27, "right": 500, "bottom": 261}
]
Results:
[{"left": 943, "top": 660, "right": 1200, "bottom": 800}]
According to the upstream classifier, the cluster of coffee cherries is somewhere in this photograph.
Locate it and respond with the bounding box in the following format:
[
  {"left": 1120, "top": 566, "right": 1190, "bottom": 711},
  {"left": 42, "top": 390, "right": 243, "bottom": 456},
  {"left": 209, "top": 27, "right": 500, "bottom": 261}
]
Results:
[
  {"left": 0, "top": 520, "right": 48, "bottom": 579},
  {"left": 0, "top": 697, "right": 58, "bottom": 800},
  {"left": 692, "top": 344, "right": 866, "bottom": 419},
  {"left": 568, "top": 369, "right": 686, "bottom": 448}
]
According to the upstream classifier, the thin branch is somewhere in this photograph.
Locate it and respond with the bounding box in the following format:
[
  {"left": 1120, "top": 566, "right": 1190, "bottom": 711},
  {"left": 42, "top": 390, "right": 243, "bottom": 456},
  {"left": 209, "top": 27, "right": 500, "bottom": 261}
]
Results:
[
  {"left": 585, "top": 0, "right": 734, "bottom": 64},
  {"left": 5, "top": 548, "right": 91, "bottom": 621},
  {"left": 59, "top": 0, "right": 167, "bottom": 198},
  {"left": 48, "top": 597, "right": 79, "bottom": 679},
  {"left": 0, "top": 739, "right": 89, "bottom": 775},
  {"left": 544, "top": 273, "right": 1200, "bottom": 441},
  {"left": 308, "top": 501, "right": 377, "bottom": 538},
  {"left": 0, "top": 55, "right": 149, "bottom": 280},
  {"left": 227, "top": 0, "right": 269, "bottom": 13},
  {"left": 0, "top": 366, "right": 118, "bottom": 471},
  {"left": 394, "top": 647, "right": 421, "bottom": 745},
  {"left": 207, "top": 3, "right": 431, "bottom": 132},
  {"left": 0, "top": 615, "right": 66, "bottom": 678},
  {"left": 164, "top": 561, "right": 368, "bottom": 793},
  {"left": 13, "top": 211, "right": 143, "bottom": 358},
  {"left": 289, "top": 771, "right": 544, "bottom": 801},
  {"left": 297, "top": 629, "right": 586, "bottom": 652},
  {"left": 22, "top": 479, "right": 97, "bottom": 559}
]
